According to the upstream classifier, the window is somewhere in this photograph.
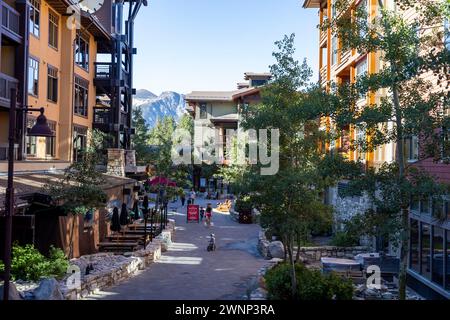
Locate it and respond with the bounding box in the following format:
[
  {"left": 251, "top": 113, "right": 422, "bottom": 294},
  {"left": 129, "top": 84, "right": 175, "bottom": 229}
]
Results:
[
  {"left": 74, "top": 76, "right": 89, "bottom": 117},
  {"left": 410, "top": 196, "right": 420, "bottom": 212},
  {"left": 420, "top": 222, "right": 431, "bottom": 279},
  {"left": 47, "top": 65, "right": 58, "bottom": 102},
  {"left": 331, "top": 35, "right": 338, "bottom": 65},
  {"left": 431, "top": 226, "right": 444, "bottom": 286},
  {"left": 409, "top": 219, "right": 420, "bottom": 272},
  {"left": 75, "top": 31, "right": 89, "bottom": 70},
  {"left": 420, "top": 196, "right": 430, "bottom": 214},
  {"left": 251, "top": 79, "right": 267, "bottom": 87},
  {"left": 199, "top": 103, "right": 207, "bottom": 119},
  {"left": 331, "top": 0, "right": 336, "bottom": 18},
  {"left": 26, "top": 117, "right": 37, "bottom": 157},
  {"left": 29, "top": 0, "right": 40, "bottom": 37},
  {"left": 355, "top": 126, "right": 366, "bottom": 161},
  {"left": 355, "top": 57, "right": 368, "bottom": 101},
  {"left": 48, "top": 10, "right": 58, "bottom": 49},
  {"left": 405, "top": 135, "right": 419, "bottom": 161},
  {"left": 356, "top": 0, "right": 368, "bottom": 38},
  {"left": 73, "top": 126, "right": 87, "bottom": 162},
  {"left": 45, "top": 121, "right": 56, "bottom": 157},
  {"left": 28, "top": 57, "right": 39, "bottom": 96}
]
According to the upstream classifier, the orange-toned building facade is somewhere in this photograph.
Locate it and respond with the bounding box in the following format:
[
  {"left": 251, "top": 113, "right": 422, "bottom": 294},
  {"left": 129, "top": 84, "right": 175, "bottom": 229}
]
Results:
[{"left": 304, "top": 0, "right": 450, "bottom": 299}]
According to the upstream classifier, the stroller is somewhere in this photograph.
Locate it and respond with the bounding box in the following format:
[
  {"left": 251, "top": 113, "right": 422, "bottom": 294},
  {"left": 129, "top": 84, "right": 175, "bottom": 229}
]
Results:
[{"left": 207, "top": 233, "right": 216, "bottom": 252}]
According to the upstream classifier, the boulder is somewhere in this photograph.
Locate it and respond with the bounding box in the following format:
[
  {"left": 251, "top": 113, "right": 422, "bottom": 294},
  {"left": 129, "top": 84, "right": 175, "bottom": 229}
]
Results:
[
  {"left": 268, "top": 241, "right": 285, "bottom": 259},
  {"left": 33, "top": 278, "right": 64, "bottom": 300},
  {"left": 0, "top": 282, "right": 22, "bottom": 300}
]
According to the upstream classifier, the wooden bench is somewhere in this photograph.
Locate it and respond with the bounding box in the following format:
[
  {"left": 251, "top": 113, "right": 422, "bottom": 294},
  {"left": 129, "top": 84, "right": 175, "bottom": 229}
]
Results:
[
  {"left": 98, "top": 241, "right": 139, "bottom": 253},
  {"left": 106, "top": 235, "right": 146, "bottom": 243}
]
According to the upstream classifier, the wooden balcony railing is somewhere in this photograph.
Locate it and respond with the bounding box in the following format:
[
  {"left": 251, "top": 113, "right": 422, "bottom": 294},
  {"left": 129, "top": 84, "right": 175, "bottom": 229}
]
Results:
[
  {"left": 337, "top": 49, "right": 351, "bottom": 71},
  {"left": 93, "top": 107, "right": 111, "bottom": 124},
  {"left": 94, "top": 62, "right": 113, "bottom": 80},
  {"left": 0, "top": 72, "right": 18, "bottom": 106},
  {"left": 319, "top": 65, "right": 328, "bottom": 87},
  {"left": 320, "top": 27, "right": 327, "bottom": 44},
  {"left": 1, "top": 2, "right": 20, "bottom": 37}
]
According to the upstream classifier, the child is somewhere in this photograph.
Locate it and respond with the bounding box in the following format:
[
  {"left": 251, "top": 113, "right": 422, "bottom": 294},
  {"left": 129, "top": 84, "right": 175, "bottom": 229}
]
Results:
[{"left": 205, "top": 203, "right": 213, "bottom": 227}]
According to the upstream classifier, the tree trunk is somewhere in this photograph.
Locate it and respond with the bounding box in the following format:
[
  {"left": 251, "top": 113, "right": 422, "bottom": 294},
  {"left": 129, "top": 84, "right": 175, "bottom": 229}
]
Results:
[
  {"left": 393, "top": 84, "right": 409, "bottom": 300},
  {"left": 295, "top": 231, "right": 301, "bottom": 262},
  {"left": 287, "top": 234, "right": 298, "bottom": 299}
]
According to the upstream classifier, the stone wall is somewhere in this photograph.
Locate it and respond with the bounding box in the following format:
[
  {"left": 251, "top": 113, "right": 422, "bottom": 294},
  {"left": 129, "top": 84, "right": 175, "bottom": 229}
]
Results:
[
  {"left": 257, "top": 230, "right": 369, "bottom": 261},
  {"left": 59, "top": 219, "right": 176, "bottom": 300},
  {"left": 107, "top": 148, "right": 125, "bottom": 177},
  {"left": 329, "top": 186, "right": 372, "bottom": 229}
]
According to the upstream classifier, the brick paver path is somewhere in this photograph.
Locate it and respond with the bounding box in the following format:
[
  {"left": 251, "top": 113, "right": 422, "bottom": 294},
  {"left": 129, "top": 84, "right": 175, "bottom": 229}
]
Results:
[{"left": 89, "top": 198, "right": 266, "bottom": 300}]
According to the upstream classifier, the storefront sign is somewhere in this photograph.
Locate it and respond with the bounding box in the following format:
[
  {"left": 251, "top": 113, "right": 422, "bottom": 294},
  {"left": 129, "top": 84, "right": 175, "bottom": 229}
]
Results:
[{"left": 187, "top": 204, "right": 200, "bottom": 223}]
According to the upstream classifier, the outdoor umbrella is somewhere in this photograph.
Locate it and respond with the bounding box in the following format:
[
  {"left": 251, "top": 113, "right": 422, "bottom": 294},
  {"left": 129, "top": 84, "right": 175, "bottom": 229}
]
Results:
[
  {"left": 110, "top": 207, "right": 121, "bottom": 232},
  {"left": 133, "top": 200, "right": 140, "bottom": 220},
  {"left": 120, "top": 203, "right": 129, "bottom": 226},
  {"left": 148, "top": 176, "right": 177, "bottom": 187}
]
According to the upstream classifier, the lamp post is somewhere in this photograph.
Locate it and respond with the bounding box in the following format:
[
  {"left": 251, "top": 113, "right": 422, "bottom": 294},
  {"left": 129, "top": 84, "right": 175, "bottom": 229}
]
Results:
[
  {"left": 142, "top": 195, "right": 149, "bottom": 250},
  {"left": 2, "top": 88, "right": 54, "bottom": 301}
]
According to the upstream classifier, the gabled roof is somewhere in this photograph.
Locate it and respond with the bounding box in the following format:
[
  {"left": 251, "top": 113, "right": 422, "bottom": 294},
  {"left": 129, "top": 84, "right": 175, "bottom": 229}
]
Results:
[
  {"left": 302, "top": 0, "right": 325, "bottom": 9},
  {"left": 185, "top": 87, "right": 260, "bottom": 102}
]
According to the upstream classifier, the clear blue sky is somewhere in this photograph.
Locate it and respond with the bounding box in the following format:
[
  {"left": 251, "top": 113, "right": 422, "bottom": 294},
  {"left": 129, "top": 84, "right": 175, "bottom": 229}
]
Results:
[{"left": 133, "top": 0, "right": 319, "bottom": 95}]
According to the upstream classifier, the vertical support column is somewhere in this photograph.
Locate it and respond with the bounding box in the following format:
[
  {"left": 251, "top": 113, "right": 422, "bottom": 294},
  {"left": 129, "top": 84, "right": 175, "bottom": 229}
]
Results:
[
  {"left": 15, "top": 0, "right": 30, "bottom": 161},
  {"left": 107, "top": 148, "right": 126, "bottom": 177}
]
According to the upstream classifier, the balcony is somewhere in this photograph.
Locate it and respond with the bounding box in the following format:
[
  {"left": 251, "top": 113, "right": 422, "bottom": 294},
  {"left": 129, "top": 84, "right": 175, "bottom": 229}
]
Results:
[
  {"left": 319, "top": 27, "right": 327, "bottom": 46},
  {"left": 319, "top": 65, "right": 328, "bottom": 87},
  {"left": 93, "top": 107, "right": 112, "bottom": 132},
  {"left": 0, "top": 72, "right": 18, "bottom": 108},
  {"left": 336, "top": 49, "right": 352, "bottom": 74},
  {"left": 1, "top": 2, "right": 21, "bottom": 42}
]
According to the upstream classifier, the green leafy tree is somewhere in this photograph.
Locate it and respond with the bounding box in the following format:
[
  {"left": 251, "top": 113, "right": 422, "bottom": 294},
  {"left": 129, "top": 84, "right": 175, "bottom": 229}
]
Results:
[
  {"left": 44, "top": 129, "right": 107, "bottom": 258},
  {"left": 320, "top": 0, "right": 450, "bottom": 299},
  {"left": 132, "top": 107, "right": 151, "bottom": 165},
  {"left": 240, "top": 34, "right": 342, "bottom": 298}
]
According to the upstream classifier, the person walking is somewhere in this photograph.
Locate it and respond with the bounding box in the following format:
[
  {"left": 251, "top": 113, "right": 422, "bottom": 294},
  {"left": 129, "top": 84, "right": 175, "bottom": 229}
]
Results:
[
  {"left": 189, "top": 188, "right": 196, "bottom": 204},
  {"left": 180, "top": 192, "right": 186, "bottom": 207},
  {"left": 205, "top": 203, "right": 213, "bottom": 228}
]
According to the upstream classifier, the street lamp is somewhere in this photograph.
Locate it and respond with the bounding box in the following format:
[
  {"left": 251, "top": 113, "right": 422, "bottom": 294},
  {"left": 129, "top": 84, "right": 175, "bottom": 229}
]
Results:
[{"left": 2, "top": 88, "right": 54, "bottom": 301}]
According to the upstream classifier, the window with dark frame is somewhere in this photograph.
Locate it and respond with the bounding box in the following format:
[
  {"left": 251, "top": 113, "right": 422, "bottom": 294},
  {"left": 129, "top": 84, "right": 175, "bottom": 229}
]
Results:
[
  {"left": 199, "top": 103, "right": 207, "bottom": 119},
  {"left": 75, "top": 31, "right": 89, "bottom": 70},
  {"left": 48, "top": 10, "right": 58, "bottom": 49},
  {"left": 29, "top": 0, "right": 40, "bottom": 37},
  {"left": 28, "top": 57, "right": 39, "bottom": 96},
  {"left": 26, "top": 117, "right": 37, "bottom": 157},
  {"left": 45, "top": 121, "right": 56, "bottom": 157},
  {"left": 47, "top": 65, "right": 58, "bottom": 102},
  {"left": 73, "top": 125, "right": 88, "bottom": 163},
  {"left": 74, "top": 76, "right": 89, "bottom": 117}
]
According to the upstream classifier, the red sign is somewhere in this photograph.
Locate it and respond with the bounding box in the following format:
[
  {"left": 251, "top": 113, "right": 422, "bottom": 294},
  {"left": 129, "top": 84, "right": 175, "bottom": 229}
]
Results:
[{"left": 187, "top": 205, "right": 200, "bottom": 223}]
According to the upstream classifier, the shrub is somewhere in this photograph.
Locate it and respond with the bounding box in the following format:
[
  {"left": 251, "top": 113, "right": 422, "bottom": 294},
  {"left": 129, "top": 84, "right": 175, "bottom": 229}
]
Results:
[
  {"left": 235, "top": 195, "right": 253, "bottom": 213},
  {"left": 0, "top": 243, "right": 68, "bottom": 281},
  {"left": 48, "top": 246, "right": 70, "bottom": 279},
  {"left": 330, "top": 231, "right": 360, "bottom": 247},
  {"left": 265, "top": 262, "right": 354, "bottom": 300}
]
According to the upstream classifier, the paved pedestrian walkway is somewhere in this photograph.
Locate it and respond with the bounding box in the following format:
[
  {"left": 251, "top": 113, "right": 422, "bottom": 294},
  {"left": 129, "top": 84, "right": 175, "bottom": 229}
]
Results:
[{"left": 88, "top": 197, "right": 266, "bottom": 300}]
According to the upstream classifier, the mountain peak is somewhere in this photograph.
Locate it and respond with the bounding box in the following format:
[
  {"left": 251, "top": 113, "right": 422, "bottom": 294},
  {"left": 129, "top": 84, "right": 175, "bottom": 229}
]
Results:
[
  {"left": 136, "top": 89, "right": 157, "bottom": 99},
  {"left": 133, "top": 89, "right": 185, "bottom": 128}
]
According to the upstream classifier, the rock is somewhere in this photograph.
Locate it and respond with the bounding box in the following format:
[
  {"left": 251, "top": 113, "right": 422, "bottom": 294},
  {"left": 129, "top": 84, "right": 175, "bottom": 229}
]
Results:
[
  {"left": 0, "top": 282, "right": 23, "bottom": 300},
  {"left": 268, "top": 241, "right": 285, "bottom": 259},
  {"left": 34, "top": 278, "right": 64, "bottom": 300}
]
